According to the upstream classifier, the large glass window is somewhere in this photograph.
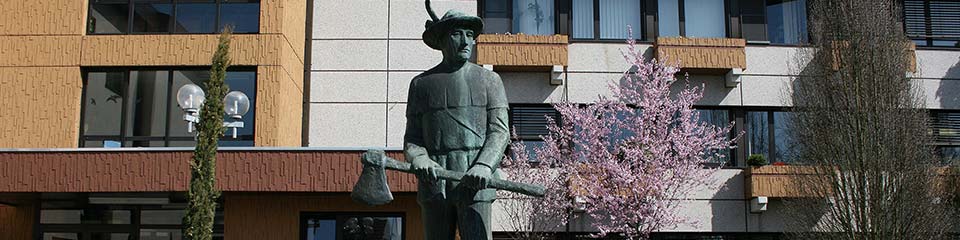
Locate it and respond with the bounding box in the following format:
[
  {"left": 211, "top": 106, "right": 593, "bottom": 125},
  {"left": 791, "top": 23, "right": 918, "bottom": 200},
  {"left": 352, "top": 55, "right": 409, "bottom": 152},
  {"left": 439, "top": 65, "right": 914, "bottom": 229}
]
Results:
[
  {"left": 904, "top": 0, "right": 960, "bottom": 47},
  {"left": 80, "top": 68, "right": 256, "bottom": 148},
  {"left": 931, "top": 111, "right": 960, "bottom": 164},
  {"left": 87, "top": 0, "right": 260, "bottom": 34},
  {"left": 301, "top": 213, "right": 404, "bottom": 240},
  {"left": 571, "top": 0, "right": 643, "bottom": 39},
  {"left": 695, "top": 109, "right": 734, "bottom": 165},
  {"left": 514, "top": 0, "right": 556, "bottom": 35},
  {"left": 765, "top": 0, "right": 807, "bottom": 44},
  {"left": 39, "top": 193, "right": 223, "bottom": 240},
  {"left": 746, "top": 110, "right": 796, "bottom": 164},
  {"left": 658, "top": 0, "right": 726, "bottom": 38}
]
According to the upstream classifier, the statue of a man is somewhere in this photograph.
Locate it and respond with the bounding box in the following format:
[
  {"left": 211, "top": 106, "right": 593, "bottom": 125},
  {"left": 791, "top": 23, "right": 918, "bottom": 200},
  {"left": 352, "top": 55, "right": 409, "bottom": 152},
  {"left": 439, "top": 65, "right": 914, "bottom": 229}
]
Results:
[{"left": 404, "top": 1, "right": 509, "bottom": 239}]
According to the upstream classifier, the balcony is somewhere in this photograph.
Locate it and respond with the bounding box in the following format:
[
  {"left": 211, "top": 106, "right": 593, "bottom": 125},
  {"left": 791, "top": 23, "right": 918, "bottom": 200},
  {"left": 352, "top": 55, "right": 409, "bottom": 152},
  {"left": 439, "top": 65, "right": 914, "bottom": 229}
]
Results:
[
  {"left": 744, "top": 165, "right": 816, "bottom": 198},
  {"left": 654, "top": 37, "right": 747, "bottom": 87},
  {"left": 476, "top": 34, "right": 569, "bottom": 84}
]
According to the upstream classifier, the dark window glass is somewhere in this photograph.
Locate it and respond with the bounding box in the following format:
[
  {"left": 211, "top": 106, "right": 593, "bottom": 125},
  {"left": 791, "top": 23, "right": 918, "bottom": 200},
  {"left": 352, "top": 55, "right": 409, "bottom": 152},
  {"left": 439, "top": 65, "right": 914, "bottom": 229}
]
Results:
[
  {"left": 89, "top": 233, "right": 131, "bottom": 240},
  {"left": 483, "top": 0, "right": 512, "bottom": 33},
  {"left": 81, "top": 69, "right": 256, "bottom": 147},
  {"left": 905, "top": 0, "right": 960, "bottom": 47},
  {"left": 740, "top": 0, "right": 768, "bottom": 42},
  {"left": 132, "top": 0, "right": 173, "bottom": 33},
  {"left": 514, "top": 0, "right": 556, "bottom": 35},
  {"left": 140, "top": 229, "right": 182, "bottom": 240},
  {"left": 746, "top": 110, "right": 795, "bottom": 164},
  {"left": 772, "top": 111, "right": 796, "bottom": 162},
  {"left": 599, "top": 0, "right": 641, "bottom": 39},
  {"left": 82, "top": 72, "right": 126, "bottom": 143},
  {"left": 89, "top": 0, "right": 129, "bottom": 34},
  {"left": 126, "top": 70, "right": 169, "bottom": 147},
  {"left": 174, "top": 1, "right": 217, "bottom": 33},
  {"left": 43, "top": 233, "right": 79, "bottom": 240},
  {"left": 571, "top": 0, "right": 595, "bottom": 38},
  {"left": 302, "top": 214, "right": 404, "bottom": 240},
  {"left": 746, "top": 111, "right": 769, "bottom": 160},
  {"left": 766, "top": 0, "right": 807, "bottom": 44},
  {"left": 219, "top": 0, "right": 260, "bottom": 33}
]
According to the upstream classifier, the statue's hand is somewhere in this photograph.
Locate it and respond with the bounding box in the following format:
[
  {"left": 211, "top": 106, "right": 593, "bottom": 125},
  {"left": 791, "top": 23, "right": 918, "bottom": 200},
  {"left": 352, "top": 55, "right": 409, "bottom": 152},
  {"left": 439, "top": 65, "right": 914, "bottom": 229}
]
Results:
[
  {"left": 463, "top": 165, "right": 493, "bottom": 190},
  {"left": 411, "top": 156, "right": 441, "bottom": 182}
]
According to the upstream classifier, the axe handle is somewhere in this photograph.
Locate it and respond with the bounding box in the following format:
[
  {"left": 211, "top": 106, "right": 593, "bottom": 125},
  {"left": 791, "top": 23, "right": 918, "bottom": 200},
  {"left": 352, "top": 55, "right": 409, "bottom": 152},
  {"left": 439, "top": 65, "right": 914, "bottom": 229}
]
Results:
[{"left": 381, "top": 155, "right": 547, "bottom": 198}]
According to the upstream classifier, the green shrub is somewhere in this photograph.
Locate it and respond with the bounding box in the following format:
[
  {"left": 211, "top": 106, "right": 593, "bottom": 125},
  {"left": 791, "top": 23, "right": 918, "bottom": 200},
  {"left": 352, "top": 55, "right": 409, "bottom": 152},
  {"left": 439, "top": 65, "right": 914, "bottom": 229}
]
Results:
[{"left": 747, "top": 154, "right": 767, "bottom": 167}]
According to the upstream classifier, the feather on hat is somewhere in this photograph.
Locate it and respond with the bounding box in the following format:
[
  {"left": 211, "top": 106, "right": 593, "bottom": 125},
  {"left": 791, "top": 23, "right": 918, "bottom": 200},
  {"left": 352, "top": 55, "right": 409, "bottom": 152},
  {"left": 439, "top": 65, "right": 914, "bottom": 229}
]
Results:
[{"left": 422, "top": 0, "right": 483, "bottom": 50}]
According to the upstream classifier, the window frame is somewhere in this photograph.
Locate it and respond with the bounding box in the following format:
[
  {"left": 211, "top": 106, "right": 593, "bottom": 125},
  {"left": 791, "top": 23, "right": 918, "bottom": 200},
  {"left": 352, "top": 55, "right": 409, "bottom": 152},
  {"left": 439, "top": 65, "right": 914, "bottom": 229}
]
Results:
[
  {"left": 740, "top": 107, "right": 796, "bottom": 166},
  {"left": 86, "top": 0, "right": 260, "bottom": 35},
  {"left": 38, "top": 194, "right": 224, "bottom": 240},
  {"left": 78, "top": 67, "right": 257, "bottom": 148},
  {"left": 654, "top": 0, "right": 732, "bottom": 39},
  {"left": 299, "top": 212, "right": 406, "bottom": 240},
  {"left": 903, "top": 0, "right": 960, "bottom": 49},
  {"left": 479, "top": 0, "right": 653, "bottom": 42}
]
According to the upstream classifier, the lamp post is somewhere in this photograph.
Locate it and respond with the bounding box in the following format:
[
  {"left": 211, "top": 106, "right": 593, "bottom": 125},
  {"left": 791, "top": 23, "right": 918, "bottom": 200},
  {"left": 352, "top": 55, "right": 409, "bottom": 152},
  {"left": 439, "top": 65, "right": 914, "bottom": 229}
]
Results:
[{"left": 176, "top": 84, "right": 250, "bottom": 138}]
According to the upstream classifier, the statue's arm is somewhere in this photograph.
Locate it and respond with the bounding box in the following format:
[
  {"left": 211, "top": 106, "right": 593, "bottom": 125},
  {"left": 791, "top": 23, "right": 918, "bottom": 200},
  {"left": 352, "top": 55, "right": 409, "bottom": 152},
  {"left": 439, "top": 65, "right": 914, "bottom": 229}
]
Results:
[
  {"left": 404, "top": 78, "right": 430, "bottom": 163},
  {"left": 474, "top": 73, "right": 510, "bottom": 171}
]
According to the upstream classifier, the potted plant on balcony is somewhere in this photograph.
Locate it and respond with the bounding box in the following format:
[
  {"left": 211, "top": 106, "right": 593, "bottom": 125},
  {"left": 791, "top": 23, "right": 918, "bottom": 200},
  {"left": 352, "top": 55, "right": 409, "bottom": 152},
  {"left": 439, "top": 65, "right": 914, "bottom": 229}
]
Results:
[{"left": 747, "top": 154, "right": 768, "bottom": 167}]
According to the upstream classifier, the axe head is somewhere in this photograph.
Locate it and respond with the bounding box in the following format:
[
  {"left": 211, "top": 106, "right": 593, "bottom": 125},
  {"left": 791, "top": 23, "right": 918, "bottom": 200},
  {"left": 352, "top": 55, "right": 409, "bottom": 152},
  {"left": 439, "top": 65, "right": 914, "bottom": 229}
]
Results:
[{"left": 351, "top": 149, "right": 394, "bottom": 206}]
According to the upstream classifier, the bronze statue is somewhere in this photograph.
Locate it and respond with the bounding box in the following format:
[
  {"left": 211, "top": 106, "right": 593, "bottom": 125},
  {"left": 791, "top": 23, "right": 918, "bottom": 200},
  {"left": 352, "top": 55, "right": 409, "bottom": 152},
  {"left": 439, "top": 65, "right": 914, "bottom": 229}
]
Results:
[
  {"left": 404, "top": 1, "right": 510, "bottom": 239},
  {"left": 350, "top": 0, "right": 546, "bottom": 238}
]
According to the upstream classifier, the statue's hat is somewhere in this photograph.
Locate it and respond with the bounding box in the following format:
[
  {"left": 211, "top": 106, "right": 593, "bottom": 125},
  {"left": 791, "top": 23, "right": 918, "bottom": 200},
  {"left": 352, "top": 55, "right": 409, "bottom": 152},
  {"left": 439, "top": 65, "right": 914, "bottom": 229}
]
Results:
[{"left": 422, "top": 0, "right": 483, "bottom": 50}]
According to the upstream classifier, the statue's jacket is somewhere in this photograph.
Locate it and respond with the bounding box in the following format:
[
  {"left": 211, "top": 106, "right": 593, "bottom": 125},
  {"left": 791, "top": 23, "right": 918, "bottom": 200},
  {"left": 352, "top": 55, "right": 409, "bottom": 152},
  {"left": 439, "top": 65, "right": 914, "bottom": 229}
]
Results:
[{"left": 404, "top": 63, "right": 510, "bottom": 203}]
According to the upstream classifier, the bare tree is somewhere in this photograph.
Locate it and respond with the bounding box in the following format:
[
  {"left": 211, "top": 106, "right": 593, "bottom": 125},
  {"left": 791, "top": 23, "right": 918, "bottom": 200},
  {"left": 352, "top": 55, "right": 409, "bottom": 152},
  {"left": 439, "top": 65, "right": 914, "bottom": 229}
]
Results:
[{"left": 785, "top": 0, "right": 954, "bottom": 239}]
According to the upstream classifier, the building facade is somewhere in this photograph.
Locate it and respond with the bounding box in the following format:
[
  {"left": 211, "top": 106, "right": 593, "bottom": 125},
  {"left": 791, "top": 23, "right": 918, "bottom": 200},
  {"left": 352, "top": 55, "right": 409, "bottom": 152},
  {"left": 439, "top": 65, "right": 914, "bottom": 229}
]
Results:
[{"left": 0, "top": 0, "right": 958, "bottom": 239}]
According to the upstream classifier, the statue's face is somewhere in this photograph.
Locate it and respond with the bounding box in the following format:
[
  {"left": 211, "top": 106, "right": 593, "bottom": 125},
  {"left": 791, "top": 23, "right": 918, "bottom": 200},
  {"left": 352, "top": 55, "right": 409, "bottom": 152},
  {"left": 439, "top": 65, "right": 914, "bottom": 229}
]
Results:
[{"left": 442, "top": 27, "right": 475, "bottom": 62}]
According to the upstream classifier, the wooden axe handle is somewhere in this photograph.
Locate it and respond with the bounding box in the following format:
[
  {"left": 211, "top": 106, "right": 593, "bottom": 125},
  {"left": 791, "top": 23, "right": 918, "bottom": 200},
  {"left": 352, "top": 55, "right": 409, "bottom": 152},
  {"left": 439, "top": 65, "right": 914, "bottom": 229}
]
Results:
[{"left": 379, "top": 154, "right": 547, "bottom": 197}]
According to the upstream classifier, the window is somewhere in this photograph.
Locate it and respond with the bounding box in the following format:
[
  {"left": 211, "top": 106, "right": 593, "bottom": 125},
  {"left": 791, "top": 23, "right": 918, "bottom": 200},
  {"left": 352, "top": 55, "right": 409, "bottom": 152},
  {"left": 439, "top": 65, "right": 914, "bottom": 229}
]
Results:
[
  {"left": 301, "top": 213, "right": 404, "bottom": 240},
  {"left": 738, "top": 0, "right": 809, "bottom": 44},
  {"left": 904, "top": 0, "right": 960, "bottom": 47},
  {"left": 509, "top": 105, "right": 562, "bottom": 161},
  {"left": 571, "top": 0, "right": 644, "bottom": 39},
  {"left": 695, "top": 108, "right": 735, "bottom": 165},
  {"left": 745, "top": 110, "right": 796, "bottom": 164},
  {"left": 658, "top": 0, "right": 726, "bottom": 38},
  {"left": 87, "top": 0, "right": 260, "bottom": 34},
  {"left": 481, "top": 0, "right": 556, "bottom": 35},
  {"left": 930, "top": 111, "right": 960, "bottom": 163},
  {"left": 80, "top": 68, "right": 256, "bottom": 148},
  {"left": 39, "top": 193, "right": 223, "bottom": 240}
]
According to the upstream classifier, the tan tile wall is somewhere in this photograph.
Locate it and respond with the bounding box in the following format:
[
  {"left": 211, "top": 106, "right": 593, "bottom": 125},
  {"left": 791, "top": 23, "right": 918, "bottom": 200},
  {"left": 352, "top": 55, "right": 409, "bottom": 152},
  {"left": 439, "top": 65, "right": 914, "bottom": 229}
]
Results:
[
  {"left": 0, "top": 0, "right": 305, "bottom": 148},
  {"left": 477, "top": 34, "right": 569, "bottom": 67},
  {"left": 655, "top": 37, "right": 747, "bottom": 69}
]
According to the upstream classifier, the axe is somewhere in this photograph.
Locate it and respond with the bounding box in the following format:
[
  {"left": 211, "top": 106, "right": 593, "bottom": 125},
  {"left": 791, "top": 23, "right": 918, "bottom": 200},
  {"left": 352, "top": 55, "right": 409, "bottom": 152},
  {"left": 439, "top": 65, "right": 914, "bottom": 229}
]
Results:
[{"left": 351, "top": 149, "right": 547, "bottom": 206}]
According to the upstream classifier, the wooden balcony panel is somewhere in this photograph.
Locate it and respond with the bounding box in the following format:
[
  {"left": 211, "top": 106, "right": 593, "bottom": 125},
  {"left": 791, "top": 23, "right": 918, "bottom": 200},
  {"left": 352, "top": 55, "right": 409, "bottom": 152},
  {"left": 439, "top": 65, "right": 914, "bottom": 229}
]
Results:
[
  {"left": 744, "top": 165, "right": 821, "bottom": 198},
  {"left": 476, "top": 34, "right": 569, "bottom": 68},
  {"left": 654, "top": 37, "right": 747, "bottom": 70}
]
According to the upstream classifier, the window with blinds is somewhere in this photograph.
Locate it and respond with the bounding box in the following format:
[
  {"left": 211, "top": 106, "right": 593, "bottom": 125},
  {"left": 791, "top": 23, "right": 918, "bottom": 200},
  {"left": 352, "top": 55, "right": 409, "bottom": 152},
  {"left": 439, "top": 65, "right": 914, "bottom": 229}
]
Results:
[
  {"left": 931, "top": 112, "right": 960, "bottom": 144},
  {"left": 904, "top": 0, "right": 960, "bottom": 47},
  {"left": 510, "top": 105, "right": 561, "bottom": 140}
]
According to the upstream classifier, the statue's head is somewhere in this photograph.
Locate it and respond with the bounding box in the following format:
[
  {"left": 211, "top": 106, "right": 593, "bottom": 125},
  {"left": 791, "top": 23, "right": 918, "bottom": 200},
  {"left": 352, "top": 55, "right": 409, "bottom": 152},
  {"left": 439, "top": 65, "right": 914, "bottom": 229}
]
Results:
[{"left": 422, "top": 1, "right": 483, "bottom": 63}]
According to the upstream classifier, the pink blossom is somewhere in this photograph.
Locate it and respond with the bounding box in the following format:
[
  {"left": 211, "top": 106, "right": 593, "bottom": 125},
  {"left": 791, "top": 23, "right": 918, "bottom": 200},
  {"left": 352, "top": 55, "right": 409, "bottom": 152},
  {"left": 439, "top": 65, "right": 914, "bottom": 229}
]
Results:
[{"left": 501, "top": 30, "right": 739, "bottom": 239}]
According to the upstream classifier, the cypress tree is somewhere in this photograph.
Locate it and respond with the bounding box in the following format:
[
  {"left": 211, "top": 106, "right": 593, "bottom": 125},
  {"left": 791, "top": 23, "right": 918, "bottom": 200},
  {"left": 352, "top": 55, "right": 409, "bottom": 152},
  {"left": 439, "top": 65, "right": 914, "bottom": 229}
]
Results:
[{"left": 184, "top": 26, "right": 232, "bottom": 240}]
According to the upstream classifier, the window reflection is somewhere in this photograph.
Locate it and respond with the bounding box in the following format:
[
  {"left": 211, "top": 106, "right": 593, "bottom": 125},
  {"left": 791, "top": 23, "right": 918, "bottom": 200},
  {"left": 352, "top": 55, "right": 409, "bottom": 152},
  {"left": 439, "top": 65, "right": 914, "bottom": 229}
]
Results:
[
  {"left": 303, "top": 214, "right": 403, "bottom": 240},
  {"left": 81, "top": 69, "right": 256, "bottom": 148},
  {"left": 174, "top": 1, "right": 217, "bottom": 33},
  {"left": 747, "top": 110, "right": 796, "bottom": 164},
  {"left": 696, "top": 109, "right": 732, "bottom": 165},
  {"left": 132, "top": 1, "right": 173, "bottom": 33},
  {"left": 89, "top": 1, "right": 129, "bottom": 34},
  {"left": 513, "top": 0, "right": 555, "bottom": 35},
  {"left": 773, "top": 112, "right": 796, "bottom": 162},
  {"left": 219, "top": 1, "right": 260, "bottom": 33},
  {"left": 766, "top": 0, "right": 808, "bottom": 44},
  {"left": 747, "top": 111, "right": 770, "bottom": 160},
  {"left": 482, "top": 0, "right": 511, "bottom": 33}
]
